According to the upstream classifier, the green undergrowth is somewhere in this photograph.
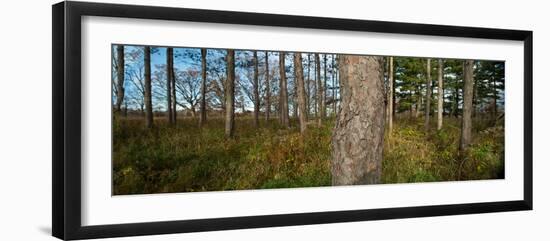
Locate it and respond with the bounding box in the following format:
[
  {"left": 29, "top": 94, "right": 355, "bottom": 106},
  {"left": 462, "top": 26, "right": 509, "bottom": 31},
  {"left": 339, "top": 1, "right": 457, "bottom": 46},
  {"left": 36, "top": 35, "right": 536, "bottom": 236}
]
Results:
[{"left": 113, "top": 116, "right": 504, "bottom": 195}]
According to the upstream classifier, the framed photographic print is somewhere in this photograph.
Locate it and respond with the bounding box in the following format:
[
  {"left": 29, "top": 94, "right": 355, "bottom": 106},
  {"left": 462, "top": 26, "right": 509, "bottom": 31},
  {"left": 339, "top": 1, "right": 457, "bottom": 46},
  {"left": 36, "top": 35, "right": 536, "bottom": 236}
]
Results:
[{"left": 52, "top": 1, "right": 533, "bottom": 240}]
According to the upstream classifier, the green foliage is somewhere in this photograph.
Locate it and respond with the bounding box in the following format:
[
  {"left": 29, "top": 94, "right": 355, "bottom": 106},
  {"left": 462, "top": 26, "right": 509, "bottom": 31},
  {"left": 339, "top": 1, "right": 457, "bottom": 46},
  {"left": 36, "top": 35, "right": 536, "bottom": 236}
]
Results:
[
  {"left": 394, "top": 57, "right": 427, "bottom": 113},
  {"left": 460, "top": 125, "right": 505, "bottom": 180},
  {"left": 113, "top": 117, "right": 505, "bottom": 195},
  {"left": 382, "top": 117, "right": 504, "bottom": 184},
  {"left": 392, "top": 58, "right": 504, "bottom": 118},
  {"left": 112, "top": 117, "right": 332, "bottom": 195}
]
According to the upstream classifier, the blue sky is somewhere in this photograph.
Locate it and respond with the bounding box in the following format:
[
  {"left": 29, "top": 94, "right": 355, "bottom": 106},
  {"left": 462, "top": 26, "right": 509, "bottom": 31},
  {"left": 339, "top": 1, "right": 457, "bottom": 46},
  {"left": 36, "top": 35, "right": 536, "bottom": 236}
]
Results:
[{"left": 113, "top": 44, "right": 339, "bottom": 113}]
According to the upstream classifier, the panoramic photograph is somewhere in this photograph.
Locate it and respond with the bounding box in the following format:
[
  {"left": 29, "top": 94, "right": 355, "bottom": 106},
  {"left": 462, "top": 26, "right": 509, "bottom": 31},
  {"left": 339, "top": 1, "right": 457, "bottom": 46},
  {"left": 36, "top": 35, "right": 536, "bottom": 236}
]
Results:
[{"left": 111, "top": 44, "right": 505, "bottom": 195}]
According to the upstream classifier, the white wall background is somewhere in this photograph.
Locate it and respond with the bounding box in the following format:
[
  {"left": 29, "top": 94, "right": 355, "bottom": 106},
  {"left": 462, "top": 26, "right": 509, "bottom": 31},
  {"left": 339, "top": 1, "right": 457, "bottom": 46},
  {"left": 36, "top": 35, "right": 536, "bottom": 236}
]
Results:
[{"left": 0, "top": 0, "right": 547, "bottom": 240}]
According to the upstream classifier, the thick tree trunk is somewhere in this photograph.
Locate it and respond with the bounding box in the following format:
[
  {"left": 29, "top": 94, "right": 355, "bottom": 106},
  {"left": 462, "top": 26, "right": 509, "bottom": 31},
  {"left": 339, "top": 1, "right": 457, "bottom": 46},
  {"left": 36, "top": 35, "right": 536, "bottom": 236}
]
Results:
[
  {"left": 265, "top": 51, "right": 270, "bottom": 121},
  {"left": 115, "top": 45, "right": 125, "bottom": 113},
  {"left": 279, "top": 52, "right": 290, "bottom": 127},
  {"left": 144, "top": 47, "right": 153, "bottom": 128},
  {"left": 437, "top": 59, "right": 444, "bottom": 130},
  {"left": 332, "top": 55, "right": 385, "bottom": 185},
  {"left": 315, "top": 53, "right": 323, "bottom": 126},
  {"left": 387, "top": 56, "right": 394, "bottom": 134},
  {"left": 199, "top": 48, "right": 207, "bottom": 127},
  {"left": 225, "top": 50, "right": 236, "bottom": 138},
  {"left": 166, "top": 48, "right": 174, "bottom": 124},
  {"left": 424, "top": 58, "right": 432, "bottom": 131},
  {"left": 253, "top": 51, "right": 260, "bottom": 127},
  {"left": 460, "top": 60, "right": 474, "bottom": 152},
  {"left": 294, "top": 53, "right": 308, "bottom": 134}
]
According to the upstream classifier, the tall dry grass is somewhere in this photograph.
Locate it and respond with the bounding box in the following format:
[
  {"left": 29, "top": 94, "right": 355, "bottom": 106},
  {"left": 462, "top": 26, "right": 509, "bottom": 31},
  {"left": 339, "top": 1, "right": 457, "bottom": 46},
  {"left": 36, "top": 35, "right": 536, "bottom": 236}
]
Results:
[{"left": 113, "top": 116, "right": 504, "bottom": 195}]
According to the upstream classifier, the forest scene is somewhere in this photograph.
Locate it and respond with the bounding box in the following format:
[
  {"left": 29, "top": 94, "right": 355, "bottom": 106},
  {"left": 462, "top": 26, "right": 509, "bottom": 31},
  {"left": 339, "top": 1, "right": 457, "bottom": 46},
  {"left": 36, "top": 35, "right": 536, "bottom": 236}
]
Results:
[{"left": 112, "top": 44, "right": 505, "bottom": 195}]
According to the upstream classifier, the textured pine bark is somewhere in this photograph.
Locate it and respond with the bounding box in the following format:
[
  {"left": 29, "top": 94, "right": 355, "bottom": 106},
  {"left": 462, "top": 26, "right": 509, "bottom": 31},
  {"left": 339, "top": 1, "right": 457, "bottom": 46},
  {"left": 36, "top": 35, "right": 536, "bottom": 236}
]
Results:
[
  {"left": 460, "top": 60, "right": 474, "bottom": 152},
  {"left": 199, "top": 48, "right": 207, "bottom": 127},
  {"left": 437, "top": 59, "right": 444, "bottom": 130},
  {"left": 225, "top": 50, "right": 235, "bottom": 138},
  {"left": 115, "top": 45, "right": 125, "bottom": 112},
  {"left": 294, "top": 53, "right": 307, "bottom": 134},
  {"left": 331, "top": 55, "right": 385, "bottom": 185},
  {"left": 144, "top": 46, "right": 153, "bottom": 129}
]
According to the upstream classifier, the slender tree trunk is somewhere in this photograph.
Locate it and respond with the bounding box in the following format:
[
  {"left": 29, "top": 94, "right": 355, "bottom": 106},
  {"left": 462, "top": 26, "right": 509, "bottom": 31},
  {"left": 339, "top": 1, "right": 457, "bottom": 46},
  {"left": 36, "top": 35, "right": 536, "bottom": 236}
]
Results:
[
  {"left": 315, "top": 53, "right": 323, "bottom": 126},
  {"left": 241, "top": 96, "right": 246, "bottom": 114},
  {"left": 332, "top": 54, "right": 337, "bottom": 115},
  {"left": 454, "top": 77, "right": 460, "bottom": 118},
  {"left": 166, "top": 48, "right": 174, "bottom": 123},
  {"left": 171, "top": 56, "right": 177, "bottom": 124},
  {"left": 424, "top": 58, "right": 432, "bottom": 131},
  {"left": 409, "top": 90, "right": 414, "bottom": 118},
  {"left": 115, "top": 45, "right": 125, "bottom": 113},
  {"left": 294, "top": 53, "right": 308, "bottom": 134},
  {"left": 144, "top": 47, "right": 153, "bottom": 128},
  {"left": 388, "top": 57, "right": 394, "bottom": 134},
  {"left": 323, "top": 54, "right": 327, "bottom": 118},
  {"left": 415, "top": 87, "right": 421, "bottom": 118},
  {"left": 225, "top": 50, "right": 236, "bottom": 138},
  {"left": 293, "top": 65, "right": 298, "bottom": 119},
  {"left": 253, "top": 51, "right": 260, "bottom": 127},
  {"left": 279, "top": 52, "right": 290, "bottom": 127},
  {"left": 492, "top": 76, "right": 497, "bottom": 119},
  {"left": 437, "top": 59, "right": 444, "bottom": 130},
  {"left": 335, "top": 55, "right": 341, "bottom": 112},
  {"left": 313, "top": 56, "right": 318, "bottom": 119},
  {"left": 460, "top": 60, "right": 474, "bottom": 152},
  {"left": 292, "top": 55, "right": 298, "bottom": 119},
  {"left": 199, "top": 48, "right": 207, "bottom": 127},
  {"left": 265, "top": 51, "right": 270, "bottom": 121},
  {"left": 306, "top": 54, "right": 311, "bottom": 118},
  {"left": 332, "top": 55, "right": 385, "bottom": 185},
  {"left": 473, "top": 67, "right": 478, "bottom": 118}
]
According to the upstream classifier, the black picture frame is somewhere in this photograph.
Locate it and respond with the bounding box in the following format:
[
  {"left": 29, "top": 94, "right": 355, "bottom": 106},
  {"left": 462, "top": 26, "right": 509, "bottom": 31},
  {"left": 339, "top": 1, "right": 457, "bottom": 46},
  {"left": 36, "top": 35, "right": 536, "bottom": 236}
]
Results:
[{"left": 52, "top": 1, "right": 533, "bottom": 240}]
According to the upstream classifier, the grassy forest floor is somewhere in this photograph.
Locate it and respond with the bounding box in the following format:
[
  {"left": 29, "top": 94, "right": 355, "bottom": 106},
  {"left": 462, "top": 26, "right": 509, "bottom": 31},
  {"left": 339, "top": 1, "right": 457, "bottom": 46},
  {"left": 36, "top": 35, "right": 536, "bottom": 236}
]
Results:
[{"left": 113, "top": 115, "right": 504, "bottom": 195}]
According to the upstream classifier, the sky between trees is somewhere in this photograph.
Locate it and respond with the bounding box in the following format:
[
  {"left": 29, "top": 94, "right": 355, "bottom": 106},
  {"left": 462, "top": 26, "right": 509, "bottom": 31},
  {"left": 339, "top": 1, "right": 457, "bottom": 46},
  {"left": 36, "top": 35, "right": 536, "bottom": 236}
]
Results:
[{"left": 112, "top": 45, "right": 504, "bottom": 120}]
